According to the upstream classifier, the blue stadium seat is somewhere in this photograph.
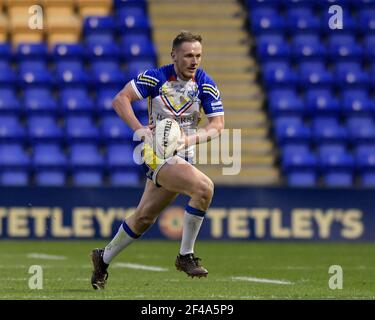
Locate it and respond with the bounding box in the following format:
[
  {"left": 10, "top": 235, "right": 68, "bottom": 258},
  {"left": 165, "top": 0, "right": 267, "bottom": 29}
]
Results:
[
  {"left": 55, "top": 60, "right": 84, "bottom": 73},
  {"left": 251, "top": 10, "right": 285, "bottom": 35},
  {"left": 317, "top": 144, "right": 346, "bottom": 158},
  {"left": 16, "top": 43, "right": 48, "bottom": 62},
  {"left": 0, "top": 64, "right": 17, "bottom": 87},
  {"left": 364, "top": 35, "right": 375, "bottom": 61},
  {"left": 18, "top": 67, "right": 52, "bottom": 87},
  {"left": 96, "top": 89, "right": 117, "bottom": 114},
  {"left": 0, "top": 88, "right": 21, "bottom": 114},
  {"left": 84, "top": 33, "right": 115, "bottom": 46},
  {"left": 28, "top": 116, "right": 63, "bottom": 142},
  {"left": 360, "top": 172, "right": 375, "bottom": 187},
  {"left": 281, "top": 147, "right": 317, "bottom": 186},
  {"left": 285, "top": 7, "right": 321, "bottom": 34},
  {"left": 69, "top": 143, "right": 104, "bottom": 169},
  {"left": 0, "top": 43, "right": 11, "bottom": 61},
  {"left": 106, "top": 144, "right": 137, "bottom": 169},
  {"left": 70, "top": 144, "right": 104, "bottom": 186},
  {"left": 120, "top": 35, "right": 157, "bottom": 61},
  {"left": 72, "top": 170, "right": 103, "bottom": 186},
  {"left": 263, "top": 62, "right": 297, "bottom": 89},
  {"left": 90, "top": 65, "right": 127, "bottom": 90},
  {"left": 348, "top": 118, "right": 375, "bottom": 144},
  {"left": 312, "top": 118, "right": 348, "bottom": 144},
  {"left": 65, "top": 116, "right": 100, "bottom": 142},
  {"left": 334, "top": 62, "right": 370, "bottom": 89},
  {"left": 32, "top": 144, "right": 67, "bottom": 169},
  {"left": 351, "top": 0, "right": 375, "bottom": 8},
  {"left": 327, "top": 35, "right": 363, "bottom": 62},
  {"left": 269, "top": 89, "right": 305, "bottom": 117},
  {"left": 341, "top": 90, "right": 375, "bottom": 116},
  {"left": 91, "top": 60, "right": 121, "bottom": 72},
  {"left": 0, "top": 116, "right": 26, "bottom": 141},
  {"left": 52, "top": 43, "right": 85, "bottom": 62},
  {"left": 274, "top": 116, "right": 302, "bottom": 128},
  {"left": 371, "top": 63, "right": 375, "bottom": 89},
  {"left": 319, "top": 148, "right": 354, "bottom": 187},
  {"left": 19, "top": 60, "right": 48, "bottom": 72},
  {"left": 116, "top": 8, "right": 151, "bottom": 35},
  {"left": 355, "top": 145, "right": 375, "bottom": 186},
  {"left": 83, "top": 16, "right": 115, "bottom": 35},
  {"left": 298, "top": 61, "right": 333, "bottom": 89},
  {"left": 287, "top": 171, "right": 317, "bottom": 186},
  {"left": 109, "top": 170, "right": 140, "bottom": 186},
  {"left": 358, "top": 9, "right": 375, "bottom": 34},
  {"left": 275, "top": 121, "right": 311, "bottom": 145},
  {"left": 86, "top": 43, "right": 120, "bottom": 61},
  {"left": 0, "top": 144, "right": 30, "bottom": 169},
  {"left": 23, "top": 88, "right": 58, "bottom": 114},
  {"left": 0, "top": 170, "right": 29, "bottom": 186},
  {"left": 256, "top": 34, "right": 284, "bottom": 47},
  {"left": 291, "top": 34, "right": 327, "bottom": 61},
  {"left": 305, "top": 89, "right": 340, "bottom": 116},
  {"left": 256, "top": 36, "right": 290, "bottom": 62},
  {"left": 101, "top": 116, "right": 134, "bottom": 141},
  {"left": 35, "top": 170, "right": 66, "bottom": 186},
  {"left": 54, "top": 60, "right": 88, "bottom": 88},
  {"left": 346, "top": 116, "right": 373, "bottom": 129},
  {"left": 250, "top": 7, "right": 278, "bottom": 20},
  {"left": 60, "top": 88, "right": 95, "bottom": 114}
]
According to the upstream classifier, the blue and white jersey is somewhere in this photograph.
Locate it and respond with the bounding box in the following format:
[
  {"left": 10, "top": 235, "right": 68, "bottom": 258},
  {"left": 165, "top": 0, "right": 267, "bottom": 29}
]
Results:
[{"left": 130, "top": 64, "right": 224, "bottom": 158}]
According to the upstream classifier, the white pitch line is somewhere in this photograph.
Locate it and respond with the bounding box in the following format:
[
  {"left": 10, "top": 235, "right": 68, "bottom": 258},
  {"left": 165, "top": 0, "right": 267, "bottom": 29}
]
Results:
[
  {"left": 27, "top": 253, "right": 67, "bottom": 260},
  {"left": 112, "top": 262, "right": 168, "bottom": 272},
  {"left": 232, "top": 276, "right": 294, "bottom": 285}
]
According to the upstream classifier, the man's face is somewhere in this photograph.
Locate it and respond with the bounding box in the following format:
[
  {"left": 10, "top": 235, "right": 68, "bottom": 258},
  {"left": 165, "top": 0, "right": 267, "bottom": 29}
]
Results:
[{"left": 172, "top": 41, "right": 202, "bottom": 80}]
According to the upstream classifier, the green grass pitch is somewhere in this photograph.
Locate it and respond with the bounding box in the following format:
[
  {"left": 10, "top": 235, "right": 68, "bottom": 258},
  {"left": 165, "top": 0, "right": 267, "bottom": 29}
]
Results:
[{"left": 0, "top": 241, "right": 374, "bottom": 300}]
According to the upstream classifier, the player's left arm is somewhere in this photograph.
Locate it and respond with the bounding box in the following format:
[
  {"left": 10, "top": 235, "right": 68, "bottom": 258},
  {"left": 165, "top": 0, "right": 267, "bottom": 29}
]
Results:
[{"left": 183, "top": 115, "right": 225, "bottom": 146}]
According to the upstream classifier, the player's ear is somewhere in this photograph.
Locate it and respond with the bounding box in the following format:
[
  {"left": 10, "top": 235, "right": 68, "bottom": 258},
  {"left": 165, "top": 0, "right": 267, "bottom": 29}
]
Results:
[{"left": 171, "top": 50, "right": 177, "bottom": 62}]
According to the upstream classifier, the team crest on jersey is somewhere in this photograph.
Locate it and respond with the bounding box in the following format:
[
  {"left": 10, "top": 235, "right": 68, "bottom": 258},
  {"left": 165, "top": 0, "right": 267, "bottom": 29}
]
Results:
[{"left": 159, "top": 80, "right": 199, "bottom": 115}]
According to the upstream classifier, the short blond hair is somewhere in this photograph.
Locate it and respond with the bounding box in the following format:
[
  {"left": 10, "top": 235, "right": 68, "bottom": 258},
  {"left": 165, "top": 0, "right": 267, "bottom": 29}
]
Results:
[{"left": 172, "top": 31, "right": 202, "bottom": 49}]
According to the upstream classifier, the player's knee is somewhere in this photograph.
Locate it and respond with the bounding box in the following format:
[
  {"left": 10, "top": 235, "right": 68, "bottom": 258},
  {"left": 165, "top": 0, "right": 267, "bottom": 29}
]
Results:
[{"left": 194, "top": 177, "right": 214, "bottom": 207}]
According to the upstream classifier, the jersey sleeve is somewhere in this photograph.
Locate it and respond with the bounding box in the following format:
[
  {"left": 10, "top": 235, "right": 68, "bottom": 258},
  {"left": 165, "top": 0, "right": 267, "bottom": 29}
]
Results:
[
  {"left": 199, "top": 74, "right": 224, "bottom": 118},
  {"left": 130, "top": 69, "right": 160, "bottom": 99}
]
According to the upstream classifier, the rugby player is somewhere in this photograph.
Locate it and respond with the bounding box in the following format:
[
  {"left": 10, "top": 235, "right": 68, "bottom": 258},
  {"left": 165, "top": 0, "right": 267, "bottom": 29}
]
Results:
[{"left": 90, "top": 31, "right": 225, "bottom": 289}]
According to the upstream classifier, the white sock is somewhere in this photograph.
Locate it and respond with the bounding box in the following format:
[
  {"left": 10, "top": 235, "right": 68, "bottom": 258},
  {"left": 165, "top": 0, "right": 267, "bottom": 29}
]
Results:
[
  {"left": 103, "top": 221, "right": 140, "bottom": 264},
  {"left": 179, "top": 206, "right": 205, "bottom": 256}
]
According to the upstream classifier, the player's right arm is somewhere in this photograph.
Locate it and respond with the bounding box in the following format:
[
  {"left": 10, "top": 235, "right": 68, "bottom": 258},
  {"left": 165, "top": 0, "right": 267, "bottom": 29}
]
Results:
[{"left": 112, "top": 81, "right": 144, "bottom": 133}]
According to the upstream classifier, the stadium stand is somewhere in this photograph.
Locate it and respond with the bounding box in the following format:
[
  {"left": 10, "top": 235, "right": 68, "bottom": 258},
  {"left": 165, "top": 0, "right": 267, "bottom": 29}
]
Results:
[
  {"left": 246, "top": 0, "right": 375, "bottom": 187},
  {"left": 0, "top": 0, "right": 153, "bottom": 186}
]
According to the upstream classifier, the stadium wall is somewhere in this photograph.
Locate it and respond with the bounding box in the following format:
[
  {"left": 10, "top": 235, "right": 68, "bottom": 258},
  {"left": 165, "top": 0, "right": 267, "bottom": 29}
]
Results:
[{"left": 0, "top": 187, "right": 373, "bottom": 241}]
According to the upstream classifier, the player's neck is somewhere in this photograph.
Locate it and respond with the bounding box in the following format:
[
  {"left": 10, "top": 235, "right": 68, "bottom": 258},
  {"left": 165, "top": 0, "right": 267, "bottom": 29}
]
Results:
[{"left": 173, "top": 65, "right": 192, "bottom": 82}]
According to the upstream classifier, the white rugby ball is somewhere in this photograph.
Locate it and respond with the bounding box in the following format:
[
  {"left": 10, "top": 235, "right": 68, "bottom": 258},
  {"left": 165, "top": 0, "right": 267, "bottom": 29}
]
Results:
[{"left": 154, "top": 118, "right": 181, "bottom": 159}]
